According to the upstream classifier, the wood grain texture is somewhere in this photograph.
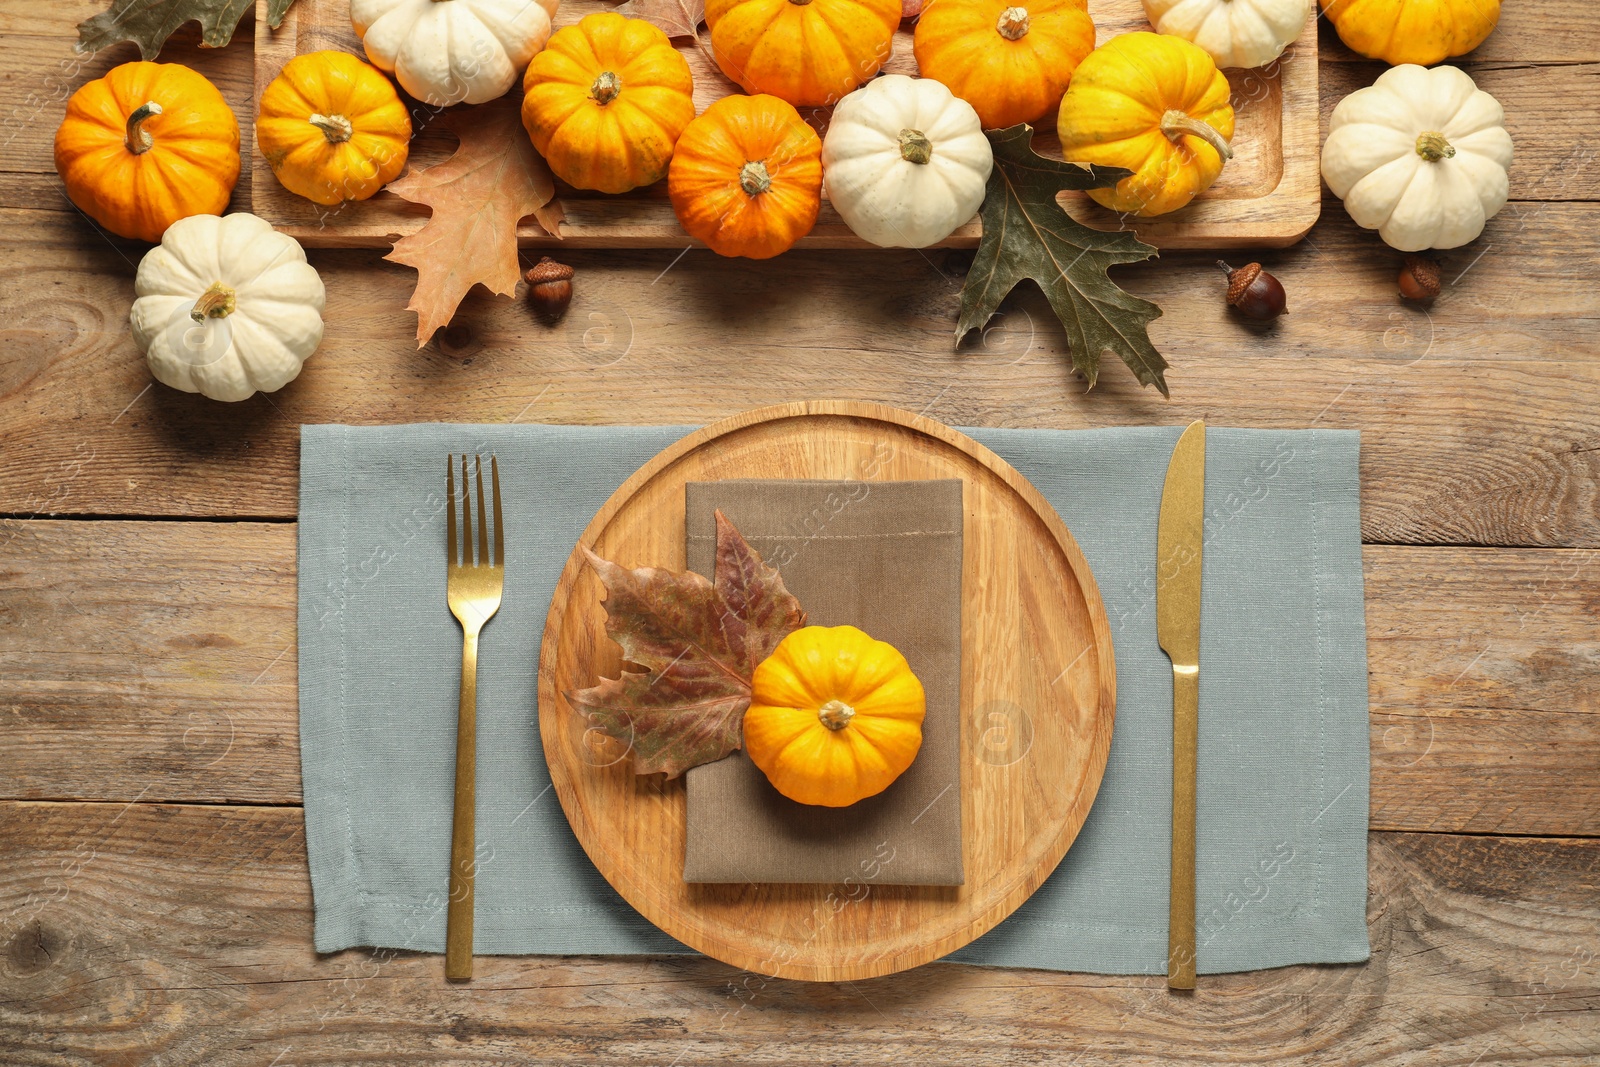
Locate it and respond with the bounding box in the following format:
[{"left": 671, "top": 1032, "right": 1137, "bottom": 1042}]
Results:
[
  {"left": 539, "top": 403, "right": 1116, "bottom": 980},
  {"left": 3, "top": 522, "right": 1595, "bottom": 837},
  {"left": 1, "top": 800, "right": 1595, "bottom": 1065},
  {"left": 250, "top": 0, "right": 1319, "bottom": 250},
  {"left": 1, "top": 201, "right": 1598, "bottom": 548}
]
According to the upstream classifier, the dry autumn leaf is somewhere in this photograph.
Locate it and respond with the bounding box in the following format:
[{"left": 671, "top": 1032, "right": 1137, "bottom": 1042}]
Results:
[
  {"left": 385, "top": 97, "right": 563, "bottom": 346},
  {"left": 616, "top": 0, "right": 705, "bottom": 38},
  {"left": 567, "top": 511, "right": 807, "bottom": 778},
  {"left": 77, "top": 0, "right": 296, "bottom": 58}
]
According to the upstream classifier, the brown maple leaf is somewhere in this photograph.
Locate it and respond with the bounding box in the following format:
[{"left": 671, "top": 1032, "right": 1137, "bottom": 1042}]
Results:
[
  {"left": 566, "top": 511, "right": 806, "bottom": 778},
  {"left": 615, "top": 0, "right": 704, "bottom": 38},
  {"left": 385, "top": 97, "right": 563, "bottom": 346}
]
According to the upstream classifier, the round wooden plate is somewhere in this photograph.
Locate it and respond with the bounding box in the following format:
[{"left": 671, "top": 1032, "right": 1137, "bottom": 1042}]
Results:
[{"left": 538, "top": 401, "right": 1116, "bottom": 981}]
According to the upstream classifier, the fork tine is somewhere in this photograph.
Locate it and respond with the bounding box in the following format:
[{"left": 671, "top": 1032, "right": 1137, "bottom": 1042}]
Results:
[
  {"left": 460, "top": 454, "right": 473, "bottom": 566},
  {"left": 490, "top": 455, "right": 503, "bottom": 568},
  {"left": 475, "top": 455, "right": 489, "bottom": 568},
  {"left": 447, "top": 455, "right": 457, "bottom": 566}
]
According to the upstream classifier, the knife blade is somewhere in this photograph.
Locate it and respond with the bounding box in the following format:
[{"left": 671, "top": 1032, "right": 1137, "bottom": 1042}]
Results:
[{"left": 1156, "top": 419, "right": 1206, "bottom": 990}]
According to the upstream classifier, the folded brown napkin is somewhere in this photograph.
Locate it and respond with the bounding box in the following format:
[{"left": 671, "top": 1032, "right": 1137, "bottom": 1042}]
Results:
[{"left": 682, "top": 479, "right": 964, "bottom": 885}]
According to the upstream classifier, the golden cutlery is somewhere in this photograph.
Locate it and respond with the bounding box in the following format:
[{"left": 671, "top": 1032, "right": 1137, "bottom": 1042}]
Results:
[
  {"left": 445, "top": 454, "right": 504, "bottom": 981},
  {"left": 1156, "top": 421, "right": 1205, "bottom": 990}
]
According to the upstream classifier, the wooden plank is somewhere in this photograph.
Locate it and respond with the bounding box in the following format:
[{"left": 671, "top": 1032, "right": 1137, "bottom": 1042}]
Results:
[
  {"left": 250, "top": 0, "right": 1319, "bottom": 251},
  {"left": 0, "top": 800, "right": 1594, "bottom": 1064},
  {"left": 2, "top": 520, "right": 1595, "bottom": 837},
  {"left": 2, "top": 202, "right": 1598, "bottom": 544}
]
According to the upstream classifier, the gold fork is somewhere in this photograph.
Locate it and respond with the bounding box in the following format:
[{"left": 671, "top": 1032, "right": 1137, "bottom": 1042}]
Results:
[{"left": 445, "top": 454, "right": 504, "bottom": 981}]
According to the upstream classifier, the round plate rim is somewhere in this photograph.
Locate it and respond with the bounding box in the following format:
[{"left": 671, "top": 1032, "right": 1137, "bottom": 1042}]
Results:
[{"left": 537, "top": 400, "right": 1117, "bottom": 980}]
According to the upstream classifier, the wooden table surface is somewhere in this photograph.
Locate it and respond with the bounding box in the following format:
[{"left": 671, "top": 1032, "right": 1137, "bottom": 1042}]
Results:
[{"left": 2, "top": 3, "right": 1596, "bottom": 1064}]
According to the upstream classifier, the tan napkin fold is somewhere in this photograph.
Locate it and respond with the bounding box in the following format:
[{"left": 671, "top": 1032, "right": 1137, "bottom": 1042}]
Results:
[{"left": 683, "top": 479, "right": 964, "bottom": 885}]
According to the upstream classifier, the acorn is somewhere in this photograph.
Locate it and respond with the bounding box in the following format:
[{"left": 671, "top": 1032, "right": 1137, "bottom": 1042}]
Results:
[
  {"left": 1398, "top": 255, "right": 1441, "bottom": 304},
  {"left": 525, "top": 257, "right": 573, "bottom": 322},
  {"left": 1218, "top": 261, "right": 1287, "bottom": 321}
]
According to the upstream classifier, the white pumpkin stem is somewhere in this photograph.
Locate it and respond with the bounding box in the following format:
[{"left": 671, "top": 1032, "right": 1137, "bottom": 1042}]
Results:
[
  {"left": 125, "top": 101, "right": 162, "bottom": 155},
  {"left": 590, "top": 71, "right": 622, "bottom": 105},
  {"left": 739, "top": 160, "right": 773, "bottom": 196},
  {"left": 898, "top": 128, "right": 933, "bottom": 165},
  {"left": 1415, "top": 131, "right": 1456, "bottom": 162},
  {"left": 190, "top": 282, "right": 237, "bottom": 322},
  {"left": 309, "top": 112, "right": 354, "bottom": 144},
  {"left": 996, "top": 6, "right": 1030, "bottom": 40},
  {"left": 818, "top": 699, "right": 856, "bottom": 731},
  {"left": 1160, "top": 109, "right": 1234, "bottom": 161}
]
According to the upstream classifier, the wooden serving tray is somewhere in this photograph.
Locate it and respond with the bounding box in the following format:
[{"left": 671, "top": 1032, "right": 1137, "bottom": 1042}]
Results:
[
  {"left": 252, "top": 0, "right": 1319, "bottom": 250},
  {"left": 537, "top": 401, "right": 1117, "bottom": 981}
]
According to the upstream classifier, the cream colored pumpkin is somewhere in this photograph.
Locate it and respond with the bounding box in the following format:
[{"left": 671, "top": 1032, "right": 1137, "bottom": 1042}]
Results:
[
  {"left": 1321, "top": 64, "right": 1512, "bottom": 251},
  {"left": 821, "top": 75, "right": 993, "bottom": 249},
  {"left": 1142, "top": 0, "right": 1311, "bottom": 69},
  {"left": 131, "top": 213, "right": 325, "bottom": 402},
  {"left": 351, "top": 0, "right": 559, "bottom": 106}
]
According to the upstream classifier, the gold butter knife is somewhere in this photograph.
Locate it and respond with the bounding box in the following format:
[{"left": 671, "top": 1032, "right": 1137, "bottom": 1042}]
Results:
[{"left": 1156, "top": 420, "right": 1206, "bottom": 990}]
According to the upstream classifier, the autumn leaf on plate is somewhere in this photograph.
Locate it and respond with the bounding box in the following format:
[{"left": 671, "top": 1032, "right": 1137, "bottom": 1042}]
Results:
[
  {"left": 77, "top": 0, "right": 296, "bottom": 58},
  {"left": 957, "top": 124, "right": 1170, "bottom": 396},
  {"left": 385, "top": 96, "right": 564, "bottom": 346},
  {"left": 615, "top": 0, "right": 705, "bottom": 38},
  {"left": 566, "top": 511, "right": 806, "bottom": 778}
]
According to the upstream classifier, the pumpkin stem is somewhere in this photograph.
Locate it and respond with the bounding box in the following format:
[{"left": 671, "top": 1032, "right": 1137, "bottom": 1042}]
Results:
[
  {"left": 818, "top": 699, "right": 856, "bottom": 731},
  {"left": 898, "top": 128, "right": 933, "bottom": 165},
  {"left": 190, "top": 281, "right": 237, "bottom": 322},
  {"left": 590, "top": 71, "right": 622, "bottom": 106},
  {"left": 739, "top": 160, "right": 773, "bottom": 197},
  {"left": 996, "top": 6, "right": 1030, "bottom": 40},
  {"left": 125, "top": 101, "right": 162, "bottom": 155},
  {"left": 309, "top": 112, "right": 354, "bottom": 144},
  {"left": 1415, "top": 131, "right": 1456, "bottom": 162},
  {"left": 789, "top": 0, "right": 814, "bottom": 5},
  {"left": 1160, "top": 109, "right": 1234, "bottom": 161}
]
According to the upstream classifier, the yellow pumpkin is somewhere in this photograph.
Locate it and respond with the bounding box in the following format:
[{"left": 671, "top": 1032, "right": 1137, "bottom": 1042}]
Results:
[
  {"left": 669, "top": 95, "right": 823, "bottom": 260},
  {"left": 54, "top": 62, "right": 240, "bottom": 243},
  {"left": 1056, "top": 32, "right": 1235, "bottom": 217},
  {"left": 257, "top": 51, "right": 412, "bottom": 206},
  {"left": 743, "top": 625, "right": 926, "bottom": 808},
  {"left": 521, "top": 13, "right": 696, "bottom": 194},
  {"left": 914, "top": 0, "right": 1096, "bottom": 130},
  {"left": 1320, "top": 0, "right": 1499, "bottom": 67},
  {"left": 704, "top": 0, "right": 902, "bottom": 107}
]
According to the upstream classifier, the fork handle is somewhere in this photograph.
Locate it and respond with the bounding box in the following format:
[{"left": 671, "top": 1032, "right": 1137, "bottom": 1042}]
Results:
[{"left": 446, "top": 629, "right": 479, "bottom": 980}]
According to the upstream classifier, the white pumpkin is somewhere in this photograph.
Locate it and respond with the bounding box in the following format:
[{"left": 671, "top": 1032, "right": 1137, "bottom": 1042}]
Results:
[
  {"left": 131, "top": 214, "right": 325, "bottom": 402},
  {"left": 822, "top": 76, "right": 993, "bottom": 250},
  {"left": 1321, "top": 64, "right": 1512, "bottom": 251},
  {"left": 351, "top": 0, "right": 559, "bottom": 107},
  {"left": 1142, "top": 0, "right": 1310, "bottom": 69}
]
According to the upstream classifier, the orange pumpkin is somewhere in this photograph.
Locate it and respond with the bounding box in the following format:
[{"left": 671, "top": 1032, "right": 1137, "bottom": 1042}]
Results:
[
  {"left": 914, "top": 0, "right": 1097, "bottom": 130},
  {"left": 743, "top": 625, "right": 926, "bottom": 808},
  {"left": 704, "top": 0, "right": 902, "bottom": 107},
  {"left": 668, "top": 94, "right": 823, "bottom": 260},
  {"left": 256, "top": 50, "right": 411, "bottom": 206},
  {"left": 54, "top": 62, "right": 240, "bottom": 243},
  {"left": 522, "top": 13, "right": 696, "bottom": 194}
]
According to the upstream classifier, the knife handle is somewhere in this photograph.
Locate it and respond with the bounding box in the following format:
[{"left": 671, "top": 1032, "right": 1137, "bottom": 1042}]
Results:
[{"left": 1168, "top": 665, "right": 1198, "bottom": 990}]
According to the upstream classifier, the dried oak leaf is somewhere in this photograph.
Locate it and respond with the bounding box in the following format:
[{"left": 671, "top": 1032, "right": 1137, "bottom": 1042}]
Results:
[
  {"left": 567, "top": 511, "right": 806, "bottom": 778},
  {"left": 957, "top": 124, "right": 1170, "bottom": 396},
  {"left": 385, "top": 96, "right": 564, "bottom": 346},
  {"left": 615, "top": 0, "right": 705, "bottom": 38},
  {"left": 77, "top": 0, "right": 296, "bottom": 58}
]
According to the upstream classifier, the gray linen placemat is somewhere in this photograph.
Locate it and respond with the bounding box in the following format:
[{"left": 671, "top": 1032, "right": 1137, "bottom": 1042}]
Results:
[
  {"left": 298, "top": 422, "right": 1370, "bottom": 975},
  {"left": 683, "top": 480, "right": 965, "bottom": 885}
]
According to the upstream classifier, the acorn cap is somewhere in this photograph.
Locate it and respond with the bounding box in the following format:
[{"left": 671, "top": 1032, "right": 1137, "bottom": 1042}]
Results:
[
  {"left": 1224, "top": 262, "right": 1263, "bottom": 307},
  {"left": 525, "top": 257, "right": 573, "bottom": 285},
  {"left": 1400, "top": 254, "right": 1441, "bottom": 300}
]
